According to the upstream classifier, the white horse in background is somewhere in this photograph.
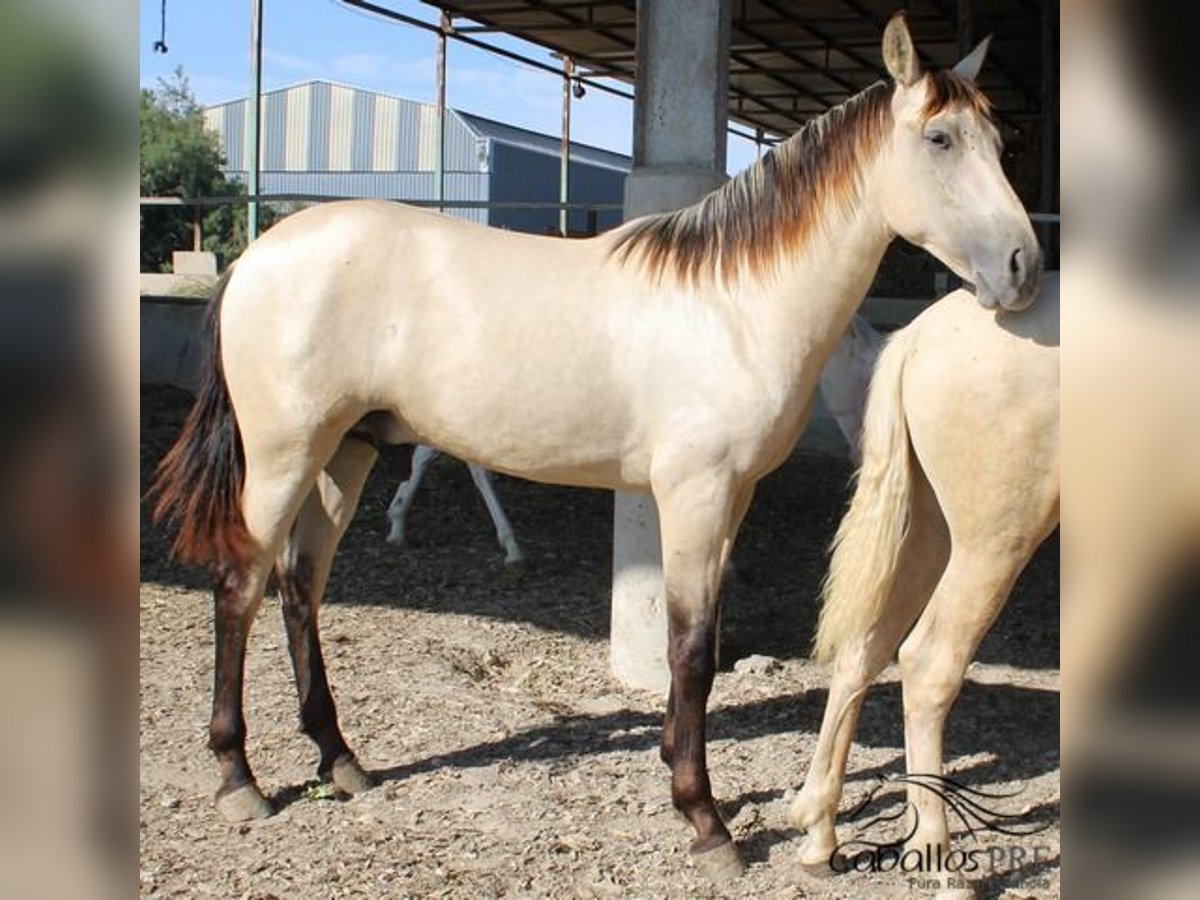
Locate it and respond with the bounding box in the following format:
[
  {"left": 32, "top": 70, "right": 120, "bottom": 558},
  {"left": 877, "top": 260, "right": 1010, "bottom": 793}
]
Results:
[
  {"left": 789, "top": 274, "right": 1059, "bottom": 895},
  {"left": 818, "top": 315, "right": 884, "bottom": 463},
  {"left": 151, "top": 14, "right": 1039, "bottom": 880},
  {"left": 385, "top": 315, "right": 882, "bottom": 564},
  {"left": 385, "top": 445, "right": 525, "bottom": 565}
]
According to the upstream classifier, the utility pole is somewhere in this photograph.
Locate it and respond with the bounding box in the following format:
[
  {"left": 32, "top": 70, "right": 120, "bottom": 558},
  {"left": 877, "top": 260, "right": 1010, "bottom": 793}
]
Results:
[
  {"left": 248, "top": 0, "right": 263, "bottom": 242},
  {"left": 556, "top": 54, "right": 575, "bottom": 236},
  {"left": 434, "top": 10, "right": 450, "bottom": 212}
]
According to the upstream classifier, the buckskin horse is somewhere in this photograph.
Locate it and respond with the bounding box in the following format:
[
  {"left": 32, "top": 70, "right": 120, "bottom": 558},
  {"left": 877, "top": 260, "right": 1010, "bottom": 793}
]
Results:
[{"left": 151, "top": 13, "right": 1039, "bottom": 880}]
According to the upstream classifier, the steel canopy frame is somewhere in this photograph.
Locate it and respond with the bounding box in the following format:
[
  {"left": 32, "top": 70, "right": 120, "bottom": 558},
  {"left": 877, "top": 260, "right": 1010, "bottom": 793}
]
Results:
[{"left": 389, "top": 0, "right": 1052, "bottom": 140}]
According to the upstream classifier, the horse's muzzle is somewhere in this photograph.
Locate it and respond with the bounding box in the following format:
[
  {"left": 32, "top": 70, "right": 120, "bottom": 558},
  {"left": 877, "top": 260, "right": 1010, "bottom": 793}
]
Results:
[{"left": 975, "top": 242, "right": 1044, "bottom": 312}]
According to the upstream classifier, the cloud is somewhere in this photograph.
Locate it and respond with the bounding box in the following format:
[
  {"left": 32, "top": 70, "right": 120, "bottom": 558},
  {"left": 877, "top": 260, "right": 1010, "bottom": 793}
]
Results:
[
  {"left": 330, "top": 52, "right": 436, "bottom": 90},
  {"left": 264, "top": 48, "right": 319, "bottom": 72}
]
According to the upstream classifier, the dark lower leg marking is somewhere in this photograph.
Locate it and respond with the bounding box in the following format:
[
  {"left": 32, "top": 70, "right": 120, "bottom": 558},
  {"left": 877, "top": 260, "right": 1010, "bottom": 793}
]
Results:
[
  {"left": 667, "top": 614, "right": 731, "bottom": 854},
  {"left": 209, "top": 565, "right": 255, "bottom": 794},
  {"left": 277, "top": 553, "right": 355, "bottom": 777},
  {"left": 660, "top": 691, "right": 677, "bottom": 766}
]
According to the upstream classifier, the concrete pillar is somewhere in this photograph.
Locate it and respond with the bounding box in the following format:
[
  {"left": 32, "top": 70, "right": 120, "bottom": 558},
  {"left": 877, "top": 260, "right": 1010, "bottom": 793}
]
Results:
[{"left": 611, "top": 0, "right": 731, "bottom": 694}]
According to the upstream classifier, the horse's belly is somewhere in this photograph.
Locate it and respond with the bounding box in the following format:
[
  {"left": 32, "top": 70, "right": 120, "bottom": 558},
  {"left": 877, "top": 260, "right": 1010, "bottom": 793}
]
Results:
[{"left": 386, "top": 349, "right": 648, "bottom": 489}]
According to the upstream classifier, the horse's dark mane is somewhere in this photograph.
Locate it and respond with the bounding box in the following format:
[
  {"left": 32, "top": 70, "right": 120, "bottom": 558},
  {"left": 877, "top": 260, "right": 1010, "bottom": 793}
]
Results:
[{"left": 610, "top": 70, "right": 991, "bottom": 286}]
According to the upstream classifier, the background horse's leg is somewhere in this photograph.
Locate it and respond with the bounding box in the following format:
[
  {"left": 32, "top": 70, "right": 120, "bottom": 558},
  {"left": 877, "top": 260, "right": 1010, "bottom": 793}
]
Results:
[
  {"left": 654, "top": 469, "right": 746, "bottom": 881},
  {"left": 896, "top": 541, "right": 1037, "bottom": 865},
  {"left": 386, "top": 445, "right": 438, "bottom": 545},
  {"left": 789, "top": 471, "right": 949, "bottom": 868},
  {"left": 211, "top": 441, "right": 337, "bottom": 822},
  {"left": 277, "top": 438, "right": 390, "bottom": 794},
  {"left": 467, "top": 463, "right": 525, "bottom": 565}
]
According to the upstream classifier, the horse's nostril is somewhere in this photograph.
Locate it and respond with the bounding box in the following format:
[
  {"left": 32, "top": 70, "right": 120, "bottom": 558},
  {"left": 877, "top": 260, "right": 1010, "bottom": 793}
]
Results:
[{"left": 1009, "top": 248, "right": 1024, "bottom": 281}]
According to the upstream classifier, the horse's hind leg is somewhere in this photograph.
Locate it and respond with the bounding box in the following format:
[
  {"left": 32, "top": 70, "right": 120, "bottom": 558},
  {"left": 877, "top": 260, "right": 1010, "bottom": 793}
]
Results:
[
  {"left": 277, "top": 438, "right": 389, "bottom": 793},
  {"left": 789, "top": 473, "right": 949, "bottom": 868},
  {"left": 896, "top": 542, "right": 1035, "bottom": 863},
  {"left": 211, "top": 441, "right": 340, "bottom": 821},
  {"left": 467, "top": 463, "right": 524, "bottom": 565}
]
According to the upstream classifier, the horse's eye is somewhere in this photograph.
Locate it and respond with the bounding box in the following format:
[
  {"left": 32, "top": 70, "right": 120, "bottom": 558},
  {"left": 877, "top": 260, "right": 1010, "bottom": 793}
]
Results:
[{"left": 926, "top": 131, "right": 952, "bottom": 150}]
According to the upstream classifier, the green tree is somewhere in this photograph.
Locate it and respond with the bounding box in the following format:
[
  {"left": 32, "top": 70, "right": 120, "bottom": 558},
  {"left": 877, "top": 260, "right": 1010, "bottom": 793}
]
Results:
[{"left": 140, "top": 68, "right": 268, "bottom": 272}]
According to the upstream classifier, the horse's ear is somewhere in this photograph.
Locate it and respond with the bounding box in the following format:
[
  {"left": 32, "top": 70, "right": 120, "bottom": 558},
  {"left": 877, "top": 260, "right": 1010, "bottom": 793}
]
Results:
[
  {"left": 952, "top": 34, "right": 992, "bottom": 82},
  {"left": 882, "top": 12, "right": 921, "bottom": 87}
]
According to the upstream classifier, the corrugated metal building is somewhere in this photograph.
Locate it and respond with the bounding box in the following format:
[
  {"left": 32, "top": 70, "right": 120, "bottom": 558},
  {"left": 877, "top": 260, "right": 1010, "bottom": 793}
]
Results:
[{"left": 203, "top": 80, "right": 628, "bottom": 233}]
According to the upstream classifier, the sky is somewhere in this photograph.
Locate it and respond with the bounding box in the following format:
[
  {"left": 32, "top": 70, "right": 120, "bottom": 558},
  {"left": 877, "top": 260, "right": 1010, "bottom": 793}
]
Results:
[{"left": 139, "top": 0, "right": 760, "bottom": 175}]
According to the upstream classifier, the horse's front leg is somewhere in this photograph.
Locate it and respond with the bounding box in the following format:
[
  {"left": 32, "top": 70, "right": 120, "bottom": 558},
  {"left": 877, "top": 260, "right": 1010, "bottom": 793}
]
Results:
[{"left": 654, "top": 469, "right": 749, "bottom": 881}]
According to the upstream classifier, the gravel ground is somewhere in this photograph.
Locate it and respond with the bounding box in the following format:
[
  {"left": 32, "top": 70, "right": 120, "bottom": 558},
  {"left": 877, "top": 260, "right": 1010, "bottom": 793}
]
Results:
[{"left": 141, "top": 386, "right": 1059, "bottom": 899}]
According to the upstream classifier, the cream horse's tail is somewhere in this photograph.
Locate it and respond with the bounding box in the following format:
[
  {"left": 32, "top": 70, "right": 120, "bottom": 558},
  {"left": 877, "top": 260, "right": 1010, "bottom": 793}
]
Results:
[{"left": 812, "top": 323, "right": 919, "bottom": 663}]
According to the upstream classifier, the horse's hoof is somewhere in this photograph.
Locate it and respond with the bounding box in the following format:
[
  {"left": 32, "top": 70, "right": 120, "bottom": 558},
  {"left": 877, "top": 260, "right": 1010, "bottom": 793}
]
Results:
[
  {"left": 385, "top": 532, "right": 405, "bottom": 547},
  {"left": 795, "top": 834, "right": 842, "bottom": 875},
  {"left": 797, "top": 853, "right": 844, "bottom": 878},
  {"left": 215, "top": 783, "right": 272, "bottom": 822},
  {"left": 330, "top": 755, "right": 374, "bottom": 795},
  {"left": 691, "top": 840, "right": 746, "bottom": 883}
]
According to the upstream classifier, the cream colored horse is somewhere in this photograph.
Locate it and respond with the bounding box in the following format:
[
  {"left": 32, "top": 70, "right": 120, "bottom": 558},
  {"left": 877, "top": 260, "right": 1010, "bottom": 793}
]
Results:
[
  {"left": 151, "top": 14, "right": 1039, "bottom": 880},
  {"left": 788, "top": 274, "right": 1059, "bottom": 893}
]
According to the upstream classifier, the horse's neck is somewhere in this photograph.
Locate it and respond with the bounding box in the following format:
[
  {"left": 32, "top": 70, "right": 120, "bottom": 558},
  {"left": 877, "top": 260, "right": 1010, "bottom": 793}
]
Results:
[{"left": 745, "top": 193, "right": 891, "bottom": 377}]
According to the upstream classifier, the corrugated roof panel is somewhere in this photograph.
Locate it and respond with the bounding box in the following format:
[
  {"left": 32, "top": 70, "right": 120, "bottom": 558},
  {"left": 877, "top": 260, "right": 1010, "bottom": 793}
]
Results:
[
  {"left": 285, "top": 83, "right": 311, "bottom": 171},
  {"left": 396, "top": 100, "right": 421, "bottom": 170},
  {"left": 224, "top": 101, "right": 245, "bottom": 170},
  {"left": 242, "top": 96, "right": 268, "bottom": 179},
  {"left": 202, "top": 107, "right": 222, "bottom": 138},
  {"left": 256, "top": 170, "right": 489, "bottom": 224},
  {"left": 327, "top": 85, "right": 355, "bottom": 171},
  {"left": 443, "top": 111, "right": 482, "bottom": 172},
  {"left": 457, "top": 110, "right": 629, "bottom": 172},
  {"left": 373, "top": 95, "right": 400, "bottom": 171},
  {"left": 417, "top": 104, "right": 438, "bottom": 171},
  {"left": 352, "top": 89, "right": 375, "bottom": 171},
  {"left": 309, "top": 82, "right": 330, "bottom": 171},
  {"left": 263, "top": 90, "right": 287, "bottom": 171}
]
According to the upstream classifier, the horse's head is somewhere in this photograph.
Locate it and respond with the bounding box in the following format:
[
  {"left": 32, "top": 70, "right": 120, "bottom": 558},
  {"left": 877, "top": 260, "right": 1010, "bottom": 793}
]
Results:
[{"left": 875, "top": 14, "right": 1042, "bottom": 311}]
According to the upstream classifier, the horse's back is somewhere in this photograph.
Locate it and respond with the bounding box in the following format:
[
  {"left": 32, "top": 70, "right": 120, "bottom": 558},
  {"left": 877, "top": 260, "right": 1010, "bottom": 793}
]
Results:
[
  {"left": 215, "top": 200, "right": 649, "bottom": 486},
  {"left": 901, "top": 277, "right": 1060, "bottom": 535}
]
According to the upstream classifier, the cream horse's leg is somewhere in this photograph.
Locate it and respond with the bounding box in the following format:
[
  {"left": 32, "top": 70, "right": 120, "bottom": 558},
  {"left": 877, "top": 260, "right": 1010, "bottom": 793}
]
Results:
[
  {"left": 466, "top": 463, "right": 525, "bottom": 565},
  {"left": 896, "top": 534, "right": 1047, "bottom": 882},
  {"left": 276, "top": 438, "right": 395, "bottom": 795},
  {"left": 211, "top": 426, "right": 346, "bottom": 821},
  {"left": 654, "top": 464, "right": 749, "bottom": 881},
  {"left": 385, "top": 444, "right": 438, "bottom": 545},
  {"left": 788, "top": 472, "right": 949, "bottom": 868}
]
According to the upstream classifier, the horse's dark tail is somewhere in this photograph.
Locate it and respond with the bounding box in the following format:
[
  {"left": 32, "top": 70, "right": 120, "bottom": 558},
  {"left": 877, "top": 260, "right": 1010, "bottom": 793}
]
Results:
[{"left": 148, "top": 266, "right": 256, "bottom": 566}]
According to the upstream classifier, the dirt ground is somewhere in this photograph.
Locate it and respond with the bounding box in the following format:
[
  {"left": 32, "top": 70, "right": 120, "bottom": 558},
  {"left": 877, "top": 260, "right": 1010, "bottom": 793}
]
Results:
[{"left": 140, "top": 385, "right": 1059, "bottom": 899}]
